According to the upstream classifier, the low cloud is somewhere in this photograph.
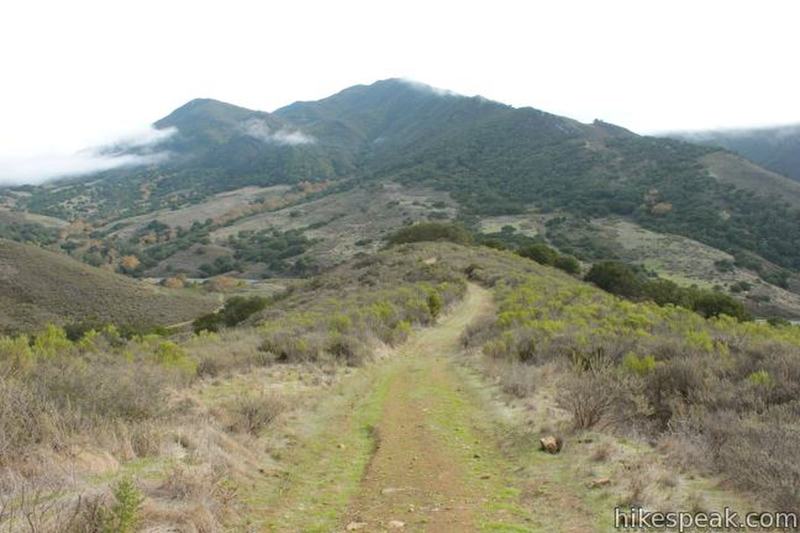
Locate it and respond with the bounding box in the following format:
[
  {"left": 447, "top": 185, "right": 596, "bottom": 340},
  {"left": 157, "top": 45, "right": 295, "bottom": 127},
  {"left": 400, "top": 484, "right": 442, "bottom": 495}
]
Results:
[
  {"left": 0, "top": 126, "right": 175, "bottom": 185},
  {"left": 241, "top": 118, "right": 315, "bottom": 145},
  {"left": 399, "top": 78, "right": 462, "bottom": 98},
  {"left": 105, "top": 125, "right": 177, "bottom": 150}
]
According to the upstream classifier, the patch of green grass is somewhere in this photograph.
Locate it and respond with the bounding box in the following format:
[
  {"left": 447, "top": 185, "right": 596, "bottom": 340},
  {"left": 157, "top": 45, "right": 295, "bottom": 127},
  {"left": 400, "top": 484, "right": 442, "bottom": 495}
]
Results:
[
  {"left": 412, "top": 358, "right": 535, "bottom": 530},
  {"left": 242, "top": 361, "right": 396, "bottom": 531}
]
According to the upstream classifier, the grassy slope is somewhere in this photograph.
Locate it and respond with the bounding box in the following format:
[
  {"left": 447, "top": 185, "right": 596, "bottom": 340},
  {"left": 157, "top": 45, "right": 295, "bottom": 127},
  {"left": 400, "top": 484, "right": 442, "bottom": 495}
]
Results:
[
  {"left": 674, "top": 125, "right": 800, "bottom": 182},
  {"left": 209, "top": 182, "right": 456, "bottom": 268},
  {"left": 0, "top": 238, "right": 215, "bottom": 332},
  {"left": 703, "top": 151, "right": 800, "bottom": 207}
]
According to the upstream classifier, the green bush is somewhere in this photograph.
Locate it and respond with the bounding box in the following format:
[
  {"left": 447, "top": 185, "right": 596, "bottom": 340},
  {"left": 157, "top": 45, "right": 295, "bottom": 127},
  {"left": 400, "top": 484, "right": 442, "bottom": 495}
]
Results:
[
  {"left": 427, "top": 291, "right": 444, "bottom": 319},
  {"left": 690, "top": 290, "right": 748, "bottom": 320},
  {"left": 747, "top": 369, "right": 772, "bottom": 387},
  {"left": 32, "top": 325, "right": 72, "bottom": 358},
  {"left": 622, "top": 352, "right": 656, "bottom": 376},
  {"left": 585, "top": 261, "right": 642, "bottom": 298},
  {"left": 585, "top": 261, "right": 750, "bottom": 321},
  {"left": 517, "top": 243, "right": 559, "bottom": 266},
  {"left": 194, "top": 296, "right": 269, "bottom": 332},
  {"left": 553, "top": 255, "right": 580, "bottom": 274},
  {"left": 107, "top": 478, "right": 144, "bottom": 533},
  {"left": 387, "top": 222, "right": 472, "bottom": 246}
]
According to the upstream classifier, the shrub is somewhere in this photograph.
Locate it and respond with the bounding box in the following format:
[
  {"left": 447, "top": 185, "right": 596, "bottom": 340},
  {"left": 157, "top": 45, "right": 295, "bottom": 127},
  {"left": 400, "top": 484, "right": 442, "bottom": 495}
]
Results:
[
  {"left": 553, "top": 255, "right": 580, "bottom": 274},
  {"left": 518, "top": 243, "right": 559, "bottom": 266},
  {"left": 107, "top": 478, "right": 144, "bottom": 533},
  {"left": 767, "top": 316, "right": 791, "bottom": 327},
  {"left": 32, "top": 355, "right": 171, "bottom": 421},
  {"left": 0, "top": 377, "right": 58, "bottom": 460},
  {"left": 622, "top": 352, "right": 656, "bottom": 376},
  {"left": 427, "top": 291, "right": 444, "bottom": 319},
  {"left": 194, "top": 296, "right": 269, "bottom": 332},
  {"left": 496, "top": 362, "right": 537, "bottom": 398},
  {"left": 154, "top": 341, "right": 197, "bottom": 377},
  {"left": 557, "top": 372, "right": 618, "bottom": 429},
  {"left": 32, "top": 325, "right": 72, "bottom": 358},
  {"left": 229, "top": 393, "right": 286, "bottom": 435},
  {"left": 387, "top": 222, "right": 472, "bottom": 246},
  {"left": 585, "top": 261, "right": 642, "bottom": 298},
  {"left": 161, "top": 276, "right": 186, "bottom": 289},
  {"left": 691, "top": 290, "right": 749, "bottom": 320},
  {"left": 0, "top": 336, "right": 34, "bottom": 372},
  {"left": 326, "top": 334, "right": 368, "bottom": 365},
  {"left": 714, "top": 259, "right": 735, "bottom": 273},
  {"left": 586, "top": 261, "right": 750, "bottom": 321},
  {"left": 204, "top": 276, "right": 239, "bottom": 292},
  {"left": 747, "top": 369, "right": 772, "bottom": 387}
]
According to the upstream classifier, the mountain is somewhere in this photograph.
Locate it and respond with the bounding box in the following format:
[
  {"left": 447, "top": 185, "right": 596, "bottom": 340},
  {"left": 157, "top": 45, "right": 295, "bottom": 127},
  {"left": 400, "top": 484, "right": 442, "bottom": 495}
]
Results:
[
  {"left": 0, "top": 238, "right": 215, "bottom": 333},
  {"left": 670, "top": 124, "right": 800, "bottom": 181},
  {"left": 6, "top": 78, "right": 800, "bottom": 314}
]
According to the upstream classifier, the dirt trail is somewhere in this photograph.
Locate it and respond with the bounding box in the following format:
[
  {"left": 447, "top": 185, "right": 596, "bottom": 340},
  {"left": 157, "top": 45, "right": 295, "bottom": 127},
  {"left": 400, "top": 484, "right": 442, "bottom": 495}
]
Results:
[
  {"left": 257, "top": 284, "right": 539, "bottom": 531},
  {"left": 342, "top": 284, "right": 496, "bottom": 531}
]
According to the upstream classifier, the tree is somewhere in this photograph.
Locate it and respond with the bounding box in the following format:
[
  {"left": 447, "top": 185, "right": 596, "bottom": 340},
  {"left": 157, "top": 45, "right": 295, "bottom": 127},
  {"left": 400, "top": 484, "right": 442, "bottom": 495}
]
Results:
[
  {"left": 691, "top": 290, "right": 749, "bottom": 320},
  {"left": 387, "top": 222, "right": 473, "bottom": 245},
  {"left": 518, "top": 243, "right": 559, "bottom": 266},
  {"left": 584, "top": 261, "right": 642, "bottom": 298},
  {"left": 554, "top": 255, "right": 580, "bottom": 274}
]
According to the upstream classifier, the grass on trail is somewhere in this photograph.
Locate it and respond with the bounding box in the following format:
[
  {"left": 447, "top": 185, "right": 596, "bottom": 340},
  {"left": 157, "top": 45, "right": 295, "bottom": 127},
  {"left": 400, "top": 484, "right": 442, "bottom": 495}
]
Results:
[
  {"left": 248, "top": 285, "right": 561, "bottom": 532},
  {"left": 248, "top": 286, "right": 527, "bottom": 531},
  {"left": 241, "top": 280, "right": 742, "bottom": 532}
]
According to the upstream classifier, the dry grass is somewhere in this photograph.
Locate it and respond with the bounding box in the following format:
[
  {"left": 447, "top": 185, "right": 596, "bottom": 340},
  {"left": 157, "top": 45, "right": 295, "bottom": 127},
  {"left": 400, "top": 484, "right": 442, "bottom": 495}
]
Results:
[
  {"left": 0, "top": 238, "right": 216, "bottom": 334},
  {"left": 226, "top": 393, "right": 287, "bottom": 435},
  {"left": 0, "top": 242, "right": 476, "bottom": 531}
]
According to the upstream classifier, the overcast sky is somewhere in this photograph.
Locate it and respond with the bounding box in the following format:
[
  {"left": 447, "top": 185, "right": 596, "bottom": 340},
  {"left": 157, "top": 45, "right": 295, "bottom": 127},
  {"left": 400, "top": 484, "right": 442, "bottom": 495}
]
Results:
[{"left": 1, "top": 0, "right": 799, "bottom": 182}]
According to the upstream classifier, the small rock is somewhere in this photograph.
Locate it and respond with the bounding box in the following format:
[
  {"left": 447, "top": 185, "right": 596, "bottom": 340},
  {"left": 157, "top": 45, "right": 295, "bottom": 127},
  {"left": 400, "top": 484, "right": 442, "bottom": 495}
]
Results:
[
  {"left": 346, "top": 522, "right": 367, "bottom": 531},
  {"left": 337, "top": 443, "right": 346, "bottom": 449},
  {"left": 388, "top": 520, "right": 406, "bottom": 529},
  {"left": 539, "top": 435, "right": 563, "bottom": 454}
]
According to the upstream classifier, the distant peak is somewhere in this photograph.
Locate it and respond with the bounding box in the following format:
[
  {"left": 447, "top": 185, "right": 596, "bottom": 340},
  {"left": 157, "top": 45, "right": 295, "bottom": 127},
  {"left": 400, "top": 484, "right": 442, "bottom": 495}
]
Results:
[
  {"left": 169, "top": 97, "right": 254, "bottom": 115},
  {"left": 592, "top": 119, "right": 636, "bottom": 137},
  {"left": 370, "top": 77, "right": 464, "bottom": 98},
  {"left": 155, "top": 98, "right": 261, "bottom": 129}
]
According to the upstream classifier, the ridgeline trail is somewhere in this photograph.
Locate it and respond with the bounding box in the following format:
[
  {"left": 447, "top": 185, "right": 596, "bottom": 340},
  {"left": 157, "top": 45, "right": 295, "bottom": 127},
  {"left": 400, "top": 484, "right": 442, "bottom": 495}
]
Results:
[
  {"left": 254, "top": 284, "right": 597, "bottom": 532},
  {"left": 341, "top": 284, "right": 501, "bottom": 531}
]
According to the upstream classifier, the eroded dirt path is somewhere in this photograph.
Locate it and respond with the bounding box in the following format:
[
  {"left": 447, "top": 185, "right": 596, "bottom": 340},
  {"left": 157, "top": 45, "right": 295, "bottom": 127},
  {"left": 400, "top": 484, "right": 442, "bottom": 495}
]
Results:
[
  {"left": 256, "top": 284, "right": 536, "bottom": 531},
  {"left": 342, "top": 284, "right": 498, "bottom": 531}
]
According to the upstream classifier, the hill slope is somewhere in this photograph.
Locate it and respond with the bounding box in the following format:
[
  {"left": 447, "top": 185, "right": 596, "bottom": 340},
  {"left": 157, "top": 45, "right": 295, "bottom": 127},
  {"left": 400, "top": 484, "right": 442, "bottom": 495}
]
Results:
[
  {"left": 7, "top": 79, "right": 800, "bottom": 278},
  {"left": 672, "top": 124, "right": 800, "bottom": 181},
  {"left": 0, "top": 238, "right": 215, "bottom": 333}
]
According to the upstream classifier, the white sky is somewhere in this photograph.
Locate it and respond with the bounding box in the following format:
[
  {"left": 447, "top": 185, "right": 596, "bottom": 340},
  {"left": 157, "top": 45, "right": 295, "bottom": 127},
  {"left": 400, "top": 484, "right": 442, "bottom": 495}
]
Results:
[{"left": 0, "top": 0, "right": 799, "bottom": 181}]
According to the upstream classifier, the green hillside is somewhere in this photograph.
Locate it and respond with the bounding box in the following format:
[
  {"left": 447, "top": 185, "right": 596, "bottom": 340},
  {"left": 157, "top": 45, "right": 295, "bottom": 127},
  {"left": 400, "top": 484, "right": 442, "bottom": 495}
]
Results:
[
  {"left": 673, "top": 124, "right": 800, "bottom": 181},
  {"left": 8, "top": 79, "right": 800, "bottom": 276}
]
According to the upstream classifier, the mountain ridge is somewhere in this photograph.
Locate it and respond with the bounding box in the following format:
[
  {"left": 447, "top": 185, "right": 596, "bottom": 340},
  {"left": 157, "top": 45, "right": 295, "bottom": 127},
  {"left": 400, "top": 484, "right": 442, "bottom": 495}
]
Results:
[
  {"left": 669, "top": 123, "right": 800, "bottom": 181},
  {"left": 5, "top": 78, "right": 800, "bottom": 298}
]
